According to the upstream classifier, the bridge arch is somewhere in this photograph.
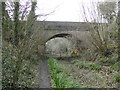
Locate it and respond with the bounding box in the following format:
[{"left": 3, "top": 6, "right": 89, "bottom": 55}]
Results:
[
  {"left": 46, "top": 33, "right": 73, "bottom": 42},
  {"left": 45, "top": 33, "right": 82, "bottom": 57}
]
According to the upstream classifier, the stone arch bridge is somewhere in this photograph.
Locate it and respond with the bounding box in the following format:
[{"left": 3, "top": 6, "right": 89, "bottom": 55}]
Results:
[{"left": 34, "top": 21, "right": 97, "bottom": 54}]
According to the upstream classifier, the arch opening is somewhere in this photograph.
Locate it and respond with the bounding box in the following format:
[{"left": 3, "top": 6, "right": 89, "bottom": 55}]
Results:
[
  {"left": 46, "top": 33, "right": 72, "bottom": 42},
  {"left": 45, "top": 33, "right": 75, "bottom": 57},
  {"left": 44, "top": 33, "right": 84, "bottom": 58}
]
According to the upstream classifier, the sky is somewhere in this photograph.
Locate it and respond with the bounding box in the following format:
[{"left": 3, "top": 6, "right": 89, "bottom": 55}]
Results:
[
  {"left": 35, "top": 0, "right": 105, "bottom": 22},
  {"left": 6, "top": 0, "right": 114, "bottom": 22}
]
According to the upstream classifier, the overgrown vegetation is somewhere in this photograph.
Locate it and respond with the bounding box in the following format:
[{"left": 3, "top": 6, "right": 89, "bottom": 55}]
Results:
[
  {"left": 115, "top": 73, "right": 120, "bottom": 83},
  {"left": 48, "top": 58, "right": 82, "bottom": 88},
  {"left": 59, "top": 60, "right": 119, "bottom": 88},
  {"left": 76, "top": 0, "right": 118, "bottom": 60},
  {"left": 76, "top": 0, "right": 120, "bottom": 73},
  {"left": 71, "top": 60, "right": 102, "bottom": 71},
  {"left": 2, "top": 41, "right": 41, "bottom": 88},
  {"left": 2, "top": 1, "right": 43, "bottom": 88},
  {"left": 1, "top": 0, "right": 120, "bottom": 89}
]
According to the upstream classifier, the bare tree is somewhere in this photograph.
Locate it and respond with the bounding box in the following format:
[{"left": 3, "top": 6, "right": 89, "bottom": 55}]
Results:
[
  {"left": 80, "top": 1, "right": 118, "bottom": 58},
  {"left": 98, "top": 1, "right": 117, "bottom": 23}
]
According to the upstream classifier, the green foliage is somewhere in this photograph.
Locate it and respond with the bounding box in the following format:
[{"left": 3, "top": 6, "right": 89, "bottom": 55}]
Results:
[
  {"left": 2, "top": 1, "right": 41, "bottom": 88},
  {"left": 110, "top": 62, "right": 120, "bottom": 72},
  {"left": 71, "top": 59, "right": 78, "bottom": 63},
  {"left": 106, "top": 57, "right": 118, "bottom": 65},
  {"left": 98, "top": 56, "right": 105, "bottom": 62},
  {"left": 2, "top": 42, "right": 40, "bottom": 88},
  {"left": 2, "top": 46, "right": 16, "bottom": 88},
  {"left": 77, "top": 62, "right": 86, "bottom": 68},
  {"left": 89, "top": 63, "right": 102, "bottom": 71},
  {"left": 18, "top": 61, "right": 35, "bottom": 87},
  {"left": 48, "top": 58, "right": 82, "bottom": 88},
  {"left": 71, "top": 60, "right": 102, "bottom": 71},
  {"left": 115, "top": 73, "right": 120, "bottom": 83}
]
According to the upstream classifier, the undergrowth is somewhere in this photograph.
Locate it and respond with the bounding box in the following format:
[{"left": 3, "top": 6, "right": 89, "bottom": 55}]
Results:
[
  {"left": 2, "top": 44, "right": 41, "bottom": 88},
  {"left": 71, "top": 60, "right": 102, "bottom": 71},
  {"left": 48, "top": 58, "right": 82, "bottom": 88}
]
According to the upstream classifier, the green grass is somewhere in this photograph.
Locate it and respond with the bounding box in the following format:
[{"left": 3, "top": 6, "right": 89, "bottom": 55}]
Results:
[
  {"left": 115, "top": 73, "right": 120, "bottom": 83},
  {"left": 106, "top": 58, "right": 117, "bottom": 65},
  {"left": 71, "top": 60, "right": 102, "bottom": 71},
  {"left": 110, "top": 62, "right": 120, "bottom": 72},
  {"left": 48, "top": 58, "right": 82, "bottom": 88},
  {"left": 71, "top": 59, "right": 78, "bottom": 63},
  {"left": 99, "top": 57, "right": 118, "bottom": 66}
]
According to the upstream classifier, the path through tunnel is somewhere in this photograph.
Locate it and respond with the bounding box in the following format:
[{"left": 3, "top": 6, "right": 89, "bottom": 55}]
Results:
[{"left": 45, "top": 33, "right": 76, "bottom": 57}]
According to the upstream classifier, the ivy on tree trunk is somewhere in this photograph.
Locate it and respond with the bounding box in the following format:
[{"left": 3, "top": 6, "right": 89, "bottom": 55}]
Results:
[
  {"left": 13, "top": 2, "right": 20, "bottom": 88},
  {"left": 118, "top": 1, "right": 120, "bottom": 62},
  {"left": 14, "top": 2, "right": 19, "bottom": 47}
]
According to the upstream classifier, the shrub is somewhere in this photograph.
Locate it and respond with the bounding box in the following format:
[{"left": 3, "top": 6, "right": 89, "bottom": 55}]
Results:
[
  {"left": 2, "top": 45, "right": 38, "bottom": 88},
  {"left": 2, "top": 46, "right": 16, "bottom": 88}
]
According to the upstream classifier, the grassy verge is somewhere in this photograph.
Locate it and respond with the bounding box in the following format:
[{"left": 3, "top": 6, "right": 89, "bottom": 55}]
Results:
[
  {"left": 71, "top": 60, "right": 102, "bottom": 71},
  {"left": 48, "top": 58, "right": 82, "bottom": 88}
]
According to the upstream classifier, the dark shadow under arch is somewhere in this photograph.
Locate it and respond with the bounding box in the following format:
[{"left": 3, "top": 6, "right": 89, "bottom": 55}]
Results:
[{"left": 46, "top": 33, "right": 72, "bottom": 42}]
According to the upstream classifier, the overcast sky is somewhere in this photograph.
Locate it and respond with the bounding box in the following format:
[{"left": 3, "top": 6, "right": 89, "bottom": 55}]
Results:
[{"left": 35, "top": 0, "right": 105, "bottom": 22}]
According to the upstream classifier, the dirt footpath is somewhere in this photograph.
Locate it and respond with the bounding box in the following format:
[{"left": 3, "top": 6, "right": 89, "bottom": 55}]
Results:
[{"left": 39, "top": 59, "right": 50, "bottom": 88}]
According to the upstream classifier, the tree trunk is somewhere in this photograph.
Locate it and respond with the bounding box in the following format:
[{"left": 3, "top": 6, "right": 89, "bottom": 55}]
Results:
[
  {"left": 12, "top": 2, "right": 20, "bottom": 88},
  {"left": 14, "top": 2, "right": 19, "bottom": 46},
  {"left": 118, "top": 1, "right": 120, "bottom": 62},
  {"left": 0, "top": 3, "right": 2, "bottom": 89}
]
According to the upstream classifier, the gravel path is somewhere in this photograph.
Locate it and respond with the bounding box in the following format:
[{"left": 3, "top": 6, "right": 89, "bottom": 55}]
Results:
[{"left": 39, "top": 59, "right": 50, "bottom": 88}]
